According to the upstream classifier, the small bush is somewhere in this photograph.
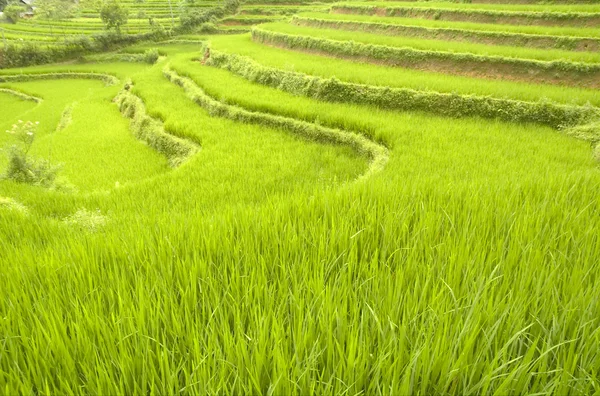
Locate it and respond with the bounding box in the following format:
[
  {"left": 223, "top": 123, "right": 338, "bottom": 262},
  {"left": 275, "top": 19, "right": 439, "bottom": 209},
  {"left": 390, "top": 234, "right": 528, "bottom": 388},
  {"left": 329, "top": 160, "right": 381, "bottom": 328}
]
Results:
[
  {"left": 64, "top": 209, "right": 108, "bottom": 232},
  {"left": 3, "top": 5, "right": 25, "bottom": 23},
  {"left": 2, "top": 121, "right": 61, "bottom": 188},
  {"left": 143, "top": 48, "right": 159, "bottom": 64}
]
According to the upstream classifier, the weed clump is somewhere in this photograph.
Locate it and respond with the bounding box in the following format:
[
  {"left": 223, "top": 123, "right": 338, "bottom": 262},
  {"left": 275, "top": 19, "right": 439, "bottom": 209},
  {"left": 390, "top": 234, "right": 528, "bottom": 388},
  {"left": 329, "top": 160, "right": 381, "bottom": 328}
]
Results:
[
  {"left": 64, "top": 209, "right": 108, "bottom": 232},
  {"left": 143, "top": 48, "right": 160, "bottom": 64},
  {"left": 0, "top": 197, "right": 28, "bottom": 214},
  {"left": 2, "top": 121, "right": 61, "bottom": 188}
]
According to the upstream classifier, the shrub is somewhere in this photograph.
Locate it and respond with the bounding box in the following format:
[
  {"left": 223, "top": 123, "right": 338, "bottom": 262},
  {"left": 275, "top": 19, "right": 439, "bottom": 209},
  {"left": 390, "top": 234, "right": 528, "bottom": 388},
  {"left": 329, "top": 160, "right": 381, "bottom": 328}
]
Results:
[
  {"left": 143, "top": 48, "right": 159, "bottom": 64},
  {"left": 100, "top": 0, "right": 129, "bottom": 33},
  {"left": 197, "top": 22, "right": 217, "bottom": 34},
  {"left": 2, "top": 120, "right": 61, "bottom": 187},
  {"left": 3, "top": 4, "right": 25, "bottom": 23}
]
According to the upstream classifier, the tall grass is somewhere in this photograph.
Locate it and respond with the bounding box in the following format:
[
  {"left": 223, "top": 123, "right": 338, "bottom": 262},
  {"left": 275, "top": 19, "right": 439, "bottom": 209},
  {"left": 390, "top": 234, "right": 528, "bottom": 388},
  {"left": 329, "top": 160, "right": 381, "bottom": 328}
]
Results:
[
  {"left": 300, "top": 11, "right": 600, "bottom": 38},
  {"left": 258, "top": 22, "right": 600, "bottom": 63},
  {"left": 340, "top": 1, "right": 600, "bottom": 13},
  {"left": 1, "top": 29, "right": 599, "bottom": 396},
  {"left": 209, "top": 34, "right": 600, "bottom": 106},
  {"left": 0, "top": 77, "right": 170, "bottom": 191}
]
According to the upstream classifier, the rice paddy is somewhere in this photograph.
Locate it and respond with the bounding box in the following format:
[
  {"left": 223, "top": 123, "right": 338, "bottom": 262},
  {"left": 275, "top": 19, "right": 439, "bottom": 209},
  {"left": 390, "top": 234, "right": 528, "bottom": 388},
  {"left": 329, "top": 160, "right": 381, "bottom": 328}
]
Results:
[{"left": 1, "top": 0, "right": 599, "bottom": 393}]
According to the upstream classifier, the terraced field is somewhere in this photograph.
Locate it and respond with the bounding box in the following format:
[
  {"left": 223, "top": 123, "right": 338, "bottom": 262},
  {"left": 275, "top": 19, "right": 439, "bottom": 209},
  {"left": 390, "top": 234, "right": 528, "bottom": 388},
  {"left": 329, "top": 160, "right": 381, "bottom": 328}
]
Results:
[
  {"left": 1, "top": 0, "right": 600, "bottom": 394},
  {"left": 0, "top": 0, "right": 220, "bottom": 51}
]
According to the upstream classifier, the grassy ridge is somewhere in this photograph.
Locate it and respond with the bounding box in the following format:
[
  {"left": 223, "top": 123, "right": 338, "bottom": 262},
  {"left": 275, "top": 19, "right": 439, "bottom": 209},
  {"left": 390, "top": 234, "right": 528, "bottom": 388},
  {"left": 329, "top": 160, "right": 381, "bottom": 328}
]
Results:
[
  {"left": 331, "top": 3, "right": 600, "bottom": 27},
  {"left": 279, "top": 21, "right": 600, "bottom": 63},
  {"left": 114, "top": 86, "right": 201, "bottom": 167},
  {"left": 208, "top": 34, "right": 600, "bottom": 106},
  {"left": 163, "top": 65, "right": 388, "bottom": 178},
  {"left": 205, "top": 45, "right": 599, "bottom": 134},
  {"left": 293, "top": 13, "right": 600, "bottom": 51},
  {"left": 341, "top": 1, "right": 600, "bottom": 13},
  {"left": 0, "top": 77, "right": 170, "bottom": 191},
  {"left": 305, "top": 11, "right": 600, "bottom": 37},
  {"left": 2, "top": 46, "right": 600, "bottom": 393},
  {"left": 251, "top": 25, "right": 600, "bottom": 88}
]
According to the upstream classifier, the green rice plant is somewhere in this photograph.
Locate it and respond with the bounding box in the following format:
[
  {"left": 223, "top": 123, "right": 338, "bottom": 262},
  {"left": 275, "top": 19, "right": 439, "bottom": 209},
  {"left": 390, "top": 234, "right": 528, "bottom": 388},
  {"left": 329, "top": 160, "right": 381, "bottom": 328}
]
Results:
[
  {"left": 337, "top": 1, "right": 600, "bottom": 13},
  {"left": 331, "top": 2, "right": 600, "bottom": 27},
  {"left": 2, "top": 26, "right": 600, "bottom": 396},
  {"left": 0, "top": 87, "right": 43, "bottom": 102},
  {"left": 204, "top": 44, "right": 600, "bottom": 129},
  {"left": 2, "top": 53, "right": 599, "bottom": 393},
  {"left": 113, "top": 82, "right": 200, "bottom": 167},
  {"left": 292, "top": 13, "right": 600, "bottom": 52},
  {"left": 252, "top": 24, "right": 600, "bottom": 87},
  {"left": 2, "top": 120, "right": 62, "bottom": 187},
  {"left": 163, "top": 65, "right": 388, "bottom": 178},
  {"left": 297, "top": 11, "right": 600, "bottom": 37},
  {"left": 208, "top": 34, "right": 600, "bottom": 106},
  {"left": 0, "top": 73, "right": 172, "bottom": 190}
]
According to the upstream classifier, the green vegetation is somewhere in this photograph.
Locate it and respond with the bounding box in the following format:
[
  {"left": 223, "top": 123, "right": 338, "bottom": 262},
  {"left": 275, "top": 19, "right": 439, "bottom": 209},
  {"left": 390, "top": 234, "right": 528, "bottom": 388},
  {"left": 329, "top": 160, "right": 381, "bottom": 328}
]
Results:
[
  {"left": 293, "top": 13, "right": 600, "bottom": 51},
  {"left": 209, "top": 34, "right": 600, "bottom": 106},
  {"left": 1, "top": 0, "right": 600, "bottom": 393},
  {"left": 251, "top": 24, "right": 600, "bottom": 88},
  {"left": 100, "top": 0, "right": 130, "bottom": 33},
  {"left": 331, "top": 2, "right": 600, "bottom": 27}
]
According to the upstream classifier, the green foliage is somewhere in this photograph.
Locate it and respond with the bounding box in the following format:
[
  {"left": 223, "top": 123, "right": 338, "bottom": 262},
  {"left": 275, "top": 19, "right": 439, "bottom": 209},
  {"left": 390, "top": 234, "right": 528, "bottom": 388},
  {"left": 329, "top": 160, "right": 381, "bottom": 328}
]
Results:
[
  {"left": 197, "top": 22, "right": 217, "bottom": 34},
  {"left": 2, "top": 120, "right": 61, "bottom": 187},
  {"left": 143, "top": 48, "right": 159, "bottom": 63},
  {"left": 63, "top": 208, "right": 108, "bottom": 232},
  {"left": 2, "top": 2, "right": 600, "bottom": 392},
  {"left": 1, "top": 51, "right": 600, "bottom": 394},
  {"left": 177, "top": 0, "right": 239, "bottom": 32},
  {"left": 0, "top": 196, "right": 27, "bottom": 214},
  {"left": 113, "top": 85, "right": 199, "bottom": 167},
  {"left": 331, "top": 3, "right": 600, "bottom": 27},
  {"left": 292, "top": 14, "right": 600, "bottom": 52},
  {"left": 82, "top": 49, "right": 159, "bottom": 64},
  {"left": 205, "top": 46, "right": 600, "bottom": 129},
  {"left": 100, "top": 0, "right": 129, "bottom": 33},
  {"left": 35, "top": 0, "right": 77, "bottom": 20},
  {"left": 251, "top": 26, "right": 600, "bottom": 86},
  {"left": 3, "top": 4, "right": 25, "bottom": 23},
  {"left": 164, "top": 65, "right": 388, "bottom": 177},
  {"left": 0, "top": 30, "right": 170, "bottom": 68}
]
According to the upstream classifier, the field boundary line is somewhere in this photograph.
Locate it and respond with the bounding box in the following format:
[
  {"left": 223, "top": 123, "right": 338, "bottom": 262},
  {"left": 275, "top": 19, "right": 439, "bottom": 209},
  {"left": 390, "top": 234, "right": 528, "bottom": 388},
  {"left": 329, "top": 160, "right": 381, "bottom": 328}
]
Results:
[
  {"left": 251, "top": 26, "right": 600, "bottom": 89},
  {"left": 0, "top": 88, "right": 43, "bottom": 103},
  {"left": 204, "top": 46, "right": 599, "bottom": 128},
  {"left": 0, "top": 72, "right": 119, "bottom": 86},
  {"left": 330, "top": 4, "right": 600, "bottom": 27},
  {"left": 291, "top": 15, "right": 600, "bottom": 52},
  {"left": 163, "top": 65, "right": 389, "bottom": 180},
  {"left": 203, "top": 46, "right": 600, "bottom": 160},
  {"left": 113, "top": 84, "right": 201, "bottom": 168}
]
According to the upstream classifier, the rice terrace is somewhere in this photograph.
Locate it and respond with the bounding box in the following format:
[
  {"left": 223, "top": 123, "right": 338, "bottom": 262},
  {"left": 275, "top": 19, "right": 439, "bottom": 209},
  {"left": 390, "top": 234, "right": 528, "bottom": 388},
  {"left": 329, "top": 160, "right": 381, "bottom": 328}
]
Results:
[{"left": 1, "top": 0, "right": 600, "bottom": 391}]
